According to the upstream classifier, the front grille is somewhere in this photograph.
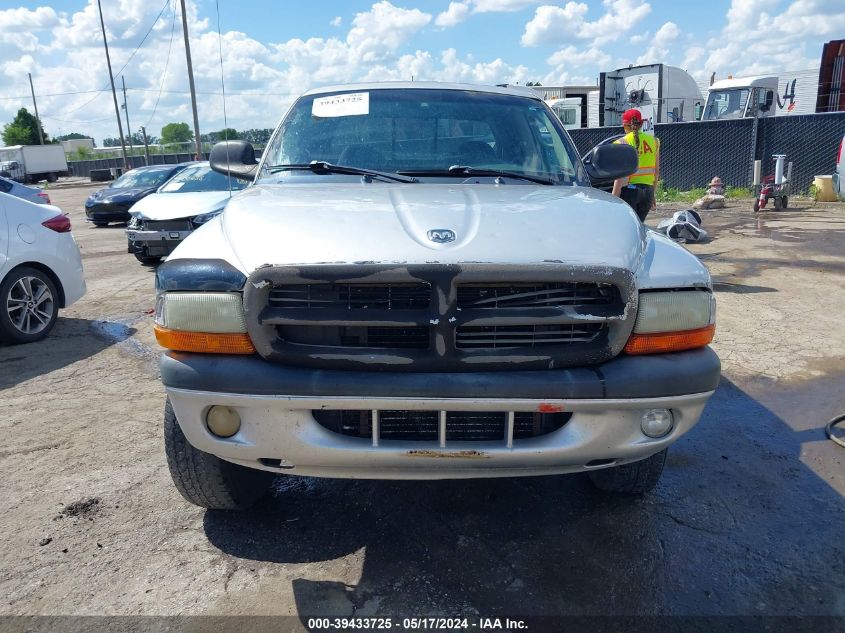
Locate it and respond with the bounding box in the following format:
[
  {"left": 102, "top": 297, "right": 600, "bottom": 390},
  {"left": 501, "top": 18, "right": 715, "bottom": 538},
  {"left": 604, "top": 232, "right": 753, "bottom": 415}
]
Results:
[
  {"left": 277, "top": 325, "right": 429, "bottom": 349},
  {"left": 455, "top": 324, "right": 603, "bottom": 349},
  {"left": 269, "top": 284, "right": 430, "bottom": 310},
  {"left": 142, "top": 219, "right": 192, "bottom": 231},
  {"left": 457, "top": 283, "right": 615, "bottom": 308},
  {"left": 313, "top": 409, "right": 571, "bottom": 444},
  {"left": 245, "top": 264, "right": 635, "bottom": 371}
]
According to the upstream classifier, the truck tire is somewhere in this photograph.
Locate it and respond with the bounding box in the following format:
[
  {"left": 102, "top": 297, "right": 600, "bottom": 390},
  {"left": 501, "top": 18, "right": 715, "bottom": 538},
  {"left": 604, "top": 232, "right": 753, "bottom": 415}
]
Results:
[
  {"left": 587, "top": 449, "right": 667, "bottom": 494},
  {"left": 46, "top": 173, "right": 57, "bottom": 183},
  {"left": 164, "top": 398, "right": 274, "bottom": 510},
  {"left": 0, "top": 266, "right": 59, "bottom": 344},
  {"left": 134, "top": 251, "right": 161, "bottom": 265}
]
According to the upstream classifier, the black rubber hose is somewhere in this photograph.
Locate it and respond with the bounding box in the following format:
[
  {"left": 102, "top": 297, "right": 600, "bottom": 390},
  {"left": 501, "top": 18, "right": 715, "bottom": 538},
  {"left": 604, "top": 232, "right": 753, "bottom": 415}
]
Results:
[{"left": 826, "top": 414, "right": 845, "bottom": 449}]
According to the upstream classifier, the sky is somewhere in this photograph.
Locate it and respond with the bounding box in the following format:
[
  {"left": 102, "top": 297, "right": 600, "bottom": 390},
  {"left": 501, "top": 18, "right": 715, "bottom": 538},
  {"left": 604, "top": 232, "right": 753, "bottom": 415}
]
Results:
[{"left": 0, "top": 0, "right": 841, "bottom": 144}]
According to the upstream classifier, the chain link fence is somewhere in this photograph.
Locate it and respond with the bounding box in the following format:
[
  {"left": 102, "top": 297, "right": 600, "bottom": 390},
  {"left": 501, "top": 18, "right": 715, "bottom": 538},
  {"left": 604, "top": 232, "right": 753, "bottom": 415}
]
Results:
[
  {"left": 68, "top": 152, "right": 212, "bottom": 180},
  {"left": 569, "top": 112, "right": 845, "bottom": 193}
]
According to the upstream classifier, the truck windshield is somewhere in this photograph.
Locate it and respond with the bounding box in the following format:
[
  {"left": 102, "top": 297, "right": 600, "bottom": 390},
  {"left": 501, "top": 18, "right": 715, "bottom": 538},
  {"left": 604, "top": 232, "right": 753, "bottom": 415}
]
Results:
[
  {"left": 703, "top": 88, "right": 749, "bottom": 120},
  {"left": 260, "top": 88, "right": 584, "bottom": 185},
  {"left": 159, "top": 164, "right": 247, "bottom": 193}
]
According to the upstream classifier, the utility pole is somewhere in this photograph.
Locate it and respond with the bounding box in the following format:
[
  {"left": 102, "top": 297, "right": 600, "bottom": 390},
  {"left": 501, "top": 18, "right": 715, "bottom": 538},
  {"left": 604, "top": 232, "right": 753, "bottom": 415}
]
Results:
[
  {"left": 139, "top": 126, "right": 151, "bottom": 166},
  {"left": 27, "top": 73, "right": 44, "bottom": 144},
  {"left": 180, "top": 0, "right": 203, "bottom": 160},
  {"left": 121, "top": 76, "right": 134, "bottom": 156},
  {"left": 97, "top": 0, "right": 129, "bottom": 170}
]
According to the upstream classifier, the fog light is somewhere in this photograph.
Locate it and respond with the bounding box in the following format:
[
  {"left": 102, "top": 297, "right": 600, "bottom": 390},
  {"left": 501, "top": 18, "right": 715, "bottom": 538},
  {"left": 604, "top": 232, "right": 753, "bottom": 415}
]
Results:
[
  {"left": 641, "top": 409, "right": 674, "bottom": 438},
  {"left": 206, "top": 406, "right": 241, "bottom": 438}
]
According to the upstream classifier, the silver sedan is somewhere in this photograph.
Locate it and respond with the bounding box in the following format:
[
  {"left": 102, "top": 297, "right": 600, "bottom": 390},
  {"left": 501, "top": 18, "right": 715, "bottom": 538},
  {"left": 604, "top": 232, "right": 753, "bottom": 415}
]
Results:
[{"left": 0, "top": 175, "right": 51, "bottom": 204}]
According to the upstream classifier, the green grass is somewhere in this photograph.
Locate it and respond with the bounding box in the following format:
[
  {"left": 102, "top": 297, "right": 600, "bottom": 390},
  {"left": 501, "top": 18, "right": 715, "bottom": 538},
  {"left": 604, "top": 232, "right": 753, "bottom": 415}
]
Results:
[{"left": 656, "top": 183, "right": 752, "bottom": 202}]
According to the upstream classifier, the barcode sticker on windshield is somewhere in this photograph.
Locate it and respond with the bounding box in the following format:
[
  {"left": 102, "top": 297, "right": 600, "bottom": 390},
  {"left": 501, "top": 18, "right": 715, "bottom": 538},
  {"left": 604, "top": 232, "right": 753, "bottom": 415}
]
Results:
[{"left": 312, "top": 92, "right": 369, "bottom": 118}]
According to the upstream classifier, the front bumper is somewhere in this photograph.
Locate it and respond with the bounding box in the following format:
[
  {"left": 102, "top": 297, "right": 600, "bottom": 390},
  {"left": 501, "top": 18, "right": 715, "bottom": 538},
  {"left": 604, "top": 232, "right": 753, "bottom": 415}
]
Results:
[
  {"left": 86, "top": 203, "right": 132, "bottom": 222},
  {"left": 126, "top": 228, "right": 193, "bottom": 257},
  {"left": 162, "top": 348, "right": 720, "bottom": 479}
]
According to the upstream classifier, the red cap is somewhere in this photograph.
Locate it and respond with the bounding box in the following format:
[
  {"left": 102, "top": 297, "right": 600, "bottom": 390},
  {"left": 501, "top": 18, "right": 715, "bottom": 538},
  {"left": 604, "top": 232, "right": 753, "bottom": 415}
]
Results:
[{"left": 622, "top": 109, "right": 643, "bottom": 125}]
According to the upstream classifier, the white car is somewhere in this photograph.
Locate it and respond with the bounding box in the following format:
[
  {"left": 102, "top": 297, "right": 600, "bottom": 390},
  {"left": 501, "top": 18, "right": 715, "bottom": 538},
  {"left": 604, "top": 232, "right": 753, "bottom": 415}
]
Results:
[
  {"left": 125, "top": 162, "right": 247, "bottom": 264},
  {"left": 0, "top": 192, "right": 86, "bottom": 343}
]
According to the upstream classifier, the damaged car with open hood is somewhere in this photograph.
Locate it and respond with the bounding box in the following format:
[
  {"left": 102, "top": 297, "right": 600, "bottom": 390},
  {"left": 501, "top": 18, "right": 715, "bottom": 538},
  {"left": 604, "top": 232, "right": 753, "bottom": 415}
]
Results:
[
  {"left": 155, "top": 82, "right": 720, "bottom": 511},
  {"left": 126, "top": 162, "right": 248, "bottom": 264}
]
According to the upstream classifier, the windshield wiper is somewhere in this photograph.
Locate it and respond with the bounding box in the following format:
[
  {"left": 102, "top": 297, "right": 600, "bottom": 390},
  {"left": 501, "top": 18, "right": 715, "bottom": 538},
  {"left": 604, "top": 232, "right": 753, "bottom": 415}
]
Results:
[
  {"left": 397, "top": 165, "right": 557, "bottom": 185},
  {"left": 265, "top": 161, "right": 417, "bottom": 183}
]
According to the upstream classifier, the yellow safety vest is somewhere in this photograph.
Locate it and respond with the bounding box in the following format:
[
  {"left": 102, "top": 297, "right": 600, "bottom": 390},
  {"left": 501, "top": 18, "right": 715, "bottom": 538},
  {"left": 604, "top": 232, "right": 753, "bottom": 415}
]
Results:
[{"left": 617, "top": 131, "right": 659, "bottom": 185}]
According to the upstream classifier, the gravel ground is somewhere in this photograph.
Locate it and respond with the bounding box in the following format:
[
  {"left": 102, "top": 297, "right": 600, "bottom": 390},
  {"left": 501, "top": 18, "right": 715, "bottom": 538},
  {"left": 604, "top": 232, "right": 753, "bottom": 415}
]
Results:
[{"left": 0, "top": 185, "right": 843, "bottom": 623}]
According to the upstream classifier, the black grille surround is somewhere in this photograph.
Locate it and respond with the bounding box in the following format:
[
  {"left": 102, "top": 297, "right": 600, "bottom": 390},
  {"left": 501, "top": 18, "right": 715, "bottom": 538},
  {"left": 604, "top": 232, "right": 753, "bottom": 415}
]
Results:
[
  {"left": 243, "top": 264, "right": 637, "bottom": 372},
  {"left": 141, "top": 219, "right": 193, "bottom": 232}
]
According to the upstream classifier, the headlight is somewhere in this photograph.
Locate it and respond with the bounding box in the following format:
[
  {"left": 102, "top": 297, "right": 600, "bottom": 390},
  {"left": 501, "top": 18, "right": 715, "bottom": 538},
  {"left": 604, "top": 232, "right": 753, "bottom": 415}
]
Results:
[
  {"left": 625, "top": 290, "right": 715, "bottom": 355},
  {"left": 192, "top": 208, "right": 224, "bottom": 225},
  {"left": 154, "top": 292, "right": 254, "bottom": 354}
]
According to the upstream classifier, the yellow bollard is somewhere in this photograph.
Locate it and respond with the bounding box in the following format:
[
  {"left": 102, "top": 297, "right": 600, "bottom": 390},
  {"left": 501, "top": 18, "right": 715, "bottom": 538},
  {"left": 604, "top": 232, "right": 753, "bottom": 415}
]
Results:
[{"left": 813, "top": 175, "right": 838, "bottom": 202}]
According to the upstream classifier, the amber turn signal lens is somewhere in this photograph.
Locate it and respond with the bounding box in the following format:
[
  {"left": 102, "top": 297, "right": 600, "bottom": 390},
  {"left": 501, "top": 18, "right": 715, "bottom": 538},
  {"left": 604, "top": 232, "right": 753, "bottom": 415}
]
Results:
[
  {"left": 624, "top": 324, "right": 715, "bottom": 355},
  {"left": 154, "top": 325, "right": 256, "bottom": 355}
]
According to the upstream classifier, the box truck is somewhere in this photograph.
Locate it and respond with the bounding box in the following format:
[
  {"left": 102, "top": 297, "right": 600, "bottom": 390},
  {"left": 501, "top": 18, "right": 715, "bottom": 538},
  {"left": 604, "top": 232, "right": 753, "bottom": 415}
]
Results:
[{"left": 0, "top": 145, "right": 69, "bottom": 183}]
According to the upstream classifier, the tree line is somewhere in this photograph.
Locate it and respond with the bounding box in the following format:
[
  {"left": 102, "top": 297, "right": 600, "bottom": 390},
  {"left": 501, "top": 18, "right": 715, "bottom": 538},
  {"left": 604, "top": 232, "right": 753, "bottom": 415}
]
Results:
[{"left": 2, "top": 108, "right": 272, "bottom": 149}]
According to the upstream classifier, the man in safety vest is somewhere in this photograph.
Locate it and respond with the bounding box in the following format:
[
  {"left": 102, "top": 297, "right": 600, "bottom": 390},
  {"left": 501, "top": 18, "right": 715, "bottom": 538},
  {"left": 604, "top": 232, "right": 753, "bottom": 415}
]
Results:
[{"left": 611, "top": 109, "right": 660, "bottom": 221}]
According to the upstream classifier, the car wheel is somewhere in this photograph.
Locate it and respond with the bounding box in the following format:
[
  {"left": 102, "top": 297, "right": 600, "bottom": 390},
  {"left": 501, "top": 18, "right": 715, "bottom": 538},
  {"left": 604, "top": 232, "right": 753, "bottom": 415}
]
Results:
[
  {"left": 781, "top": 196, "right": 788, "bottom": 209},
  {"left": 774, "top": 196, "right": 783, "bottom": 210},
  {"left": 587, "top": 449, "right": 667, "bottom": 494},
  {"left": 0, "top": 267, "right": 59, "bottom": 344},
  {"left": 92, "top": 221, "right": 109, "bottom": 227},
  {"left": 164, "top": 398, "right": 274, "bottom": 510},
  {"left": 134, "top": 251, "right": 161, "bottom": 265}
]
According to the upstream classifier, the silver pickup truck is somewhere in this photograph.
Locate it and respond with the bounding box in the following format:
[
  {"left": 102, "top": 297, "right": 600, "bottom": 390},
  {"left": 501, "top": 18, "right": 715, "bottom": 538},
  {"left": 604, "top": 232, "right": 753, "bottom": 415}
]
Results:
[{"left": 155, "top": 82, "right": 719, "bottom": 511}]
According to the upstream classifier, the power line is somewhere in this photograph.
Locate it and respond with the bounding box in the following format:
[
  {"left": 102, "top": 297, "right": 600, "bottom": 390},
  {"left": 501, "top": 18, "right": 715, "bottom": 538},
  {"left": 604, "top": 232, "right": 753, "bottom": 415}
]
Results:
[
  {"left": 144, "top": 0, "right": 177, "bottom": 128},
  {"left": 61, "top": 0, "right": 171, "bottom": 117}
]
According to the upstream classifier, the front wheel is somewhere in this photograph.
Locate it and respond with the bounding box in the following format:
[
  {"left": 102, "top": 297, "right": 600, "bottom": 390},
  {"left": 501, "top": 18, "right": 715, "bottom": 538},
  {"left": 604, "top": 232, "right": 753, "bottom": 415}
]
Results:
[
  {"left": 0, "top": 267, "right": 59, "bottom": 344},
  {"left": 164, "top": 399, "right": 274, "bottom": 510},
  {"left": 587, "top": 449, "right": 667, "bottom": 494},
  {"left": 92, "top": 221, "right": 109, "bottom": 227}
]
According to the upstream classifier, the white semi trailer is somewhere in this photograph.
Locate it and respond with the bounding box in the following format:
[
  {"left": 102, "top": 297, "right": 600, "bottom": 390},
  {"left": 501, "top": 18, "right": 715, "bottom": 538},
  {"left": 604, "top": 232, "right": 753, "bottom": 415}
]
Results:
[
  {"left": 0, "top": 144, "right": 69, "bottom": 183},
  {"left": 599, "top": 64, "right": 704, "bottom": 130}
]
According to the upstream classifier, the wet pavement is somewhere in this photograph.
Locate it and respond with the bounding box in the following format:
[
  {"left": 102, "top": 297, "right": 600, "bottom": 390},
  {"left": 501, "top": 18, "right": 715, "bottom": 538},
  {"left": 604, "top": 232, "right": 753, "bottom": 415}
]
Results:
[{"left": 0, "top": 187, "right": 843, "bottom": 624}]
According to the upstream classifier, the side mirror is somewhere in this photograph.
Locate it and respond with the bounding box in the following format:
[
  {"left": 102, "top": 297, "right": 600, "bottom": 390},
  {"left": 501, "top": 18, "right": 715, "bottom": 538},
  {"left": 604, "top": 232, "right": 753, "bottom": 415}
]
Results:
[
  {"left": 582, "top": 143, "right": 638, "bottom": 182},
  {"left": 209, "top": 140, "right": 258, "bottom": 181}
]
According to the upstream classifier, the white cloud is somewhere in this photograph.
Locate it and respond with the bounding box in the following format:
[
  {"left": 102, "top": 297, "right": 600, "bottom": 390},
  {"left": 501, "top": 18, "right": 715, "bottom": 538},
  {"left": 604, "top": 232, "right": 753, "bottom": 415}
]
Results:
[
  {"left": 522, "top": 0, "right": 650, "bottom": 47},
  {"left": 635, "top": 21, "right": 680, "bottom": 65},
  {"left": 547, "top": 45, "right": 611, "bottom": 69},
  {"left": 688, "top": 0, "right": 845, "bottom": 80},
  {"left": 330, "top": 16, "right": 342, "bottom": 27},
  {"left": 0, "top": 6, "right": 61, "bottom": 31},
  {"left": 435, "top": 2, "right": 471, "bottom": 28},
  {"left": 577, "top": 0, "right": 651, "bottom": 45},
  {"left": 521, "top": 2, "right": 589, "bottom": 46},
  {"left": 471, "top": 0, "right": 541, "bottom": 12},
  {"left": 346, "top": 1, "right": 431, "bottom": 62}
]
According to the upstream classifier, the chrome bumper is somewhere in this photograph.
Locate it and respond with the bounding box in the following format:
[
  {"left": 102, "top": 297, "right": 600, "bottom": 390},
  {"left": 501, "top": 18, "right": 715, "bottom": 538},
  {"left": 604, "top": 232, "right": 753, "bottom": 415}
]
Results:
[{"left": 166, "top": 388, "right": 714, "bottom": 479}]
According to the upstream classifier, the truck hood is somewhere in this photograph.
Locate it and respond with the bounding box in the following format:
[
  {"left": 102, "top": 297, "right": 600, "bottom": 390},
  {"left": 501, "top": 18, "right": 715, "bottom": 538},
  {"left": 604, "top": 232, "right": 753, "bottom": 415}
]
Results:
[
  {"left": 130, "top": 191, "right": 233, "bottom": 220},
  {"left": 220, "top": 183, "right": 646, "bottom": 273}
]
